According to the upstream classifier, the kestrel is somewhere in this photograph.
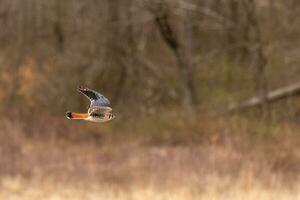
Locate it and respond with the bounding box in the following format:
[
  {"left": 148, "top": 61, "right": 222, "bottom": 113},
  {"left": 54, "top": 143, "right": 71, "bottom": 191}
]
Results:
[{"left": 66, "top": 86, "right": 115, "bottom": 122}]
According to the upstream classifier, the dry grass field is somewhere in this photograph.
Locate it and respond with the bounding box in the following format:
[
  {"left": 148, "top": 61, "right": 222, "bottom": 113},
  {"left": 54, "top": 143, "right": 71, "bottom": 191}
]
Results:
[{"left": 0, "top": 114, "right": 299, "bottom": 200}]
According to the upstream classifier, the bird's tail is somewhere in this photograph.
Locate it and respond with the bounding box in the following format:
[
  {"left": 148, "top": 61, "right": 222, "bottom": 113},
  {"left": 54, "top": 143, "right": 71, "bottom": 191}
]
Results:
[{"left": 66, "top": 112, "right": 89, "bottom": 119}]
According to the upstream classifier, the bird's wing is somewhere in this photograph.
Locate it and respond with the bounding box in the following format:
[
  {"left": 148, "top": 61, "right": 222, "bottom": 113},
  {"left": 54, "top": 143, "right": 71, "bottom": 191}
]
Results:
[
  {"left": 77, "top": 86, "right": 111, "bottom": 107},
  {"left": 88, "top": 106, "right": 112, "bottom": 115}
]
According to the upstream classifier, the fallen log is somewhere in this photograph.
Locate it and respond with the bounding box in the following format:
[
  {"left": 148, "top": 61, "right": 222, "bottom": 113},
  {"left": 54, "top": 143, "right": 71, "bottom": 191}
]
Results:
[{"left": 227, "top": 81, "right": 300, "bottom": 113}]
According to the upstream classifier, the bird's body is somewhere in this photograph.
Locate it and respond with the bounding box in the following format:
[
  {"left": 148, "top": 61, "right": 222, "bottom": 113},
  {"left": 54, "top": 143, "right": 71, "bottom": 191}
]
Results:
[
  {"left": 66, "top": 111, "right": 115, "bottom": 122},
  {"left": 66, "top": 86, "right": 115, "bottom": 123}
]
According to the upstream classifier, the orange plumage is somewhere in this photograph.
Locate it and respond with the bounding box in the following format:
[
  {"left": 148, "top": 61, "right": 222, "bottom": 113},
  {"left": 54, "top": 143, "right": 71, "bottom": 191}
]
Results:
[{"left": 66, "top": 112, "right": 88, "bottom": 119}]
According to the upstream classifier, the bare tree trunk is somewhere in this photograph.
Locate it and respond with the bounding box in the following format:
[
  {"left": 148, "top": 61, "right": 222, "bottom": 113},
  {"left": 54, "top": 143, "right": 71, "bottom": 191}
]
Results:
[
  {"left": 54, "top": 0, "right": 65, "bottom": 53},
  {"left": 175, "top": 11, "right": 197, "bottom": 110},
  {"left": 105, "top": 0, "right": 130, "bottom": 104},
  {"left": 226, "top": 0, "right": 239, "bottom": 60},
  {"left": 243, "top": 0, "right": 269, "bottom": 116},
  {"left": 5, "top": 1, "right": 27, "bottom": 109},
  {"left": 151, "top": 2, "right": 197, "bottom": 111}
]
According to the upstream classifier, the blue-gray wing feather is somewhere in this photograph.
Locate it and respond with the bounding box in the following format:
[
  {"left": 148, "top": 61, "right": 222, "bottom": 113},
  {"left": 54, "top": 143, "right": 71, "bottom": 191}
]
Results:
[
  {"left": 92, "top": 96, "right": 111, "bottom": 107},
  {"left": 78, "top": 86, "right": 111, "bottom": 107}
]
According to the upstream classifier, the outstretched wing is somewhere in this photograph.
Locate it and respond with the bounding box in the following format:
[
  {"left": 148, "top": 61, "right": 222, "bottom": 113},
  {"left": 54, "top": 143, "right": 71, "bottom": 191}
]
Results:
[
  {"left": 88, "top": 106, "right": 112, "bottom": 115},
  {"left": 77, "top": 86, "right": 111, "bottom": 107}
]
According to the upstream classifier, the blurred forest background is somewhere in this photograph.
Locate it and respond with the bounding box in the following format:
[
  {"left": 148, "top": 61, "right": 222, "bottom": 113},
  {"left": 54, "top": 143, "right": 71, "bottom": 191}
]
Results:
[{"left": 0, "top": 0, "right": 299, "bottom": 199}]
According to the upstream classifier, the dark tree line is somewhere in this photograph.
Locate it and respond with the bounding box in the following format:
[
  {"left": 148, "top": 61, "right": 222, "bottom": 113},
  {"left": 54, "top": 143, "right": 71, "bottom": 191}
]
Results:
[{"left": 0, "top": 0, "right": 299, "bottom": 115}]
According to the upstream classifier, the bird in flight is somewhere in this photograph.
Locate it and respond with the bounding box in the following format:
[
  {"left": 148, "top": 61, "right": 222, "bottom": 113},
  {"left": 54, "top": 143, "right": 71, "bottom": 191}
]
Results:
[{"left": 66, "top": 86, "right": 115, "bottom": 122}]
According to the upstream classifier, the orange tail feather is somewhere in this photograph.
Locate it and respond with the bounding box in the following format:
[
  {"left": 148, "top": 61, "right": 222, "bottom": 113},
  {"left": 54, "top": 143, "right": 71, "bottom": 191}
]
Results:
[{"left": 66, "top": 112, "right": 88, "bottom": 119}]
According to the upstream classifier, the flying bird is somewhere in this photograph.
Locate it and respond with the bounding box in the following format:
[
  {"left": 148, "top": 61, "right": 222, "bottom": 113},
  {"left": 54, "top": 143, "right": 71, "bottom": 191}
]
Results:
[{"left": 66, "top": 86, "right": 115, "bottom": 122}]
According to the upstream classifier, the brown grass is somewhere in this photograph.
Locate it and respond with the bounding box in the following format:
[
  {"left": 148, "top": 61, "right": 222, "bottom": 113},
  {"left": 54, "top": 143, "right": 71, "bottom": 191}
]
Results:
[{"left": 0, "top": 114, "right": 299, "bottom": 200}]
